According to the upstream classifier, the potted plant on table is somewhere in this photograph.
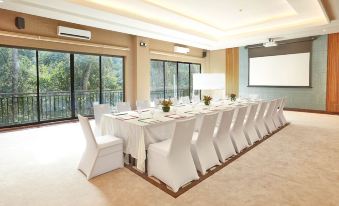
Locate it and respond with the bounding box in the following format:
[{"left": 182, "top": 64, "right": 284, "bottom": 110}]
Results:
[
  {"left": 230, "top": 93, "right": 237, "bottom": 101},
  {"left": 160, "top": 99, "right": 173, "bottom": 112},
  {"left": 203, "top": 95, "right": 212, "bottom": 106}
]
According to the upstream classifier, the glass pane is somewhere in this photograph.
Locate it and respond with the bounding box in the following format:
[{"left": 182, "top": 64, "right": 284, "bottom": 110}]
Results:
[
  {"left": 178, "top": 63, "right": 190, "bottom": 99},
  {"left": 74, "top": 54, "right": 99, "bottom": 116},
  {"left": 150, "top": 60, "right": 164, "bottom": 101},
  {"left": 0, "top": 47, "right": 37, "bottom": 126},
  {"left": 190, "top": 64, "right": 201, "bottom": 98},
  {"left": 38, "top": 51, "right": 71, "bottom": 121},
  {"left": 164, "top": 61, "right": 177, "bottom": 99},
  {"left": 102, "top": 56, "right": 124, "bottom": 107}
]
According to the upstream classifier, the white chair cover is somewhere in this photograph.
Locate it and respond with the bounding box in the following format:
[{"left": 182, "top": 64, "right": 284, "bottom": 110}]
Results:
[
  {"left": 192, "top": 95, "right": 201, "bottom": 104},
  {"left": 243, "top": 103, "right": 260, "bottom": 145},
  {"left": 278, "top": 97, "right": 288, "bottom": 125},
  {"left": 147, "top": 117, "right": 199, "bottom": 192},
  {"left": 136, "top": 100, "right": 151, "bottom": 110},
  {"left": 230, "top": 106, "right": 249, "bottom": 153},
  {"left": 213, "top": 109, "right": 236, "bottom": 162},
  {"left": 116, "top": 102, "right": 131, "bottom": 113},
  {"left": 180, "top": 96, "right": 190, "bottom": 104},
  {"left": 93, "top": 104, "right": 110, "bottom": 129},
  {"left": 78, "top": 115, "right": 123, "bottom": 180},
  {"left": 191, "top": 113, "right": 220, "bottom": 175},
  {"left": 170, "top": 97, "right": 178, "bottom": 106},
  {"left": 272, "top": 98, "right": 283, "bottom": 128},
  {"left": 254, "top": 101, "right": 269, "bottom": 139},
  {"left": 264, "top": 100, "right": 278, "bottom": 133}
]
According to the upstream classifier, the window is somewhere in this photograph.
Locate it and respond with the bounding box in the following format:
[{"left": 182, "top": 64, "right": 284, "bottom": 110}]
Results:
[
  {"left": 0, "top": 45, "right": 124, "bottom": 128},
  {"left": 0, "top": 47, "right": 37, "bottom": 126},
  {"left": 101, "top": 56, "right": 124, "bottom": 107},
  {"left": 150, "top": 60, "right": 201, "bottom": 101},
  {"left": 74, "top": 54, "right": 100, "bottom": 116},
  {"left": 38, "top": 51, "right": 71, "bottom": 120}
]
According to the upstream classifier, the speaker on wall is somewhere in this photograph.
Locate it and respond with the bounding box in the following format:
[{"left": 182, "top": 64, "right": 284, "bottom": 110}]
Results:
[
  {"left": 202, "top": 50, "right": 207, "bottom": 58},
  {"left": 15, "top": 17, "right": 25, "bottom": 30}
]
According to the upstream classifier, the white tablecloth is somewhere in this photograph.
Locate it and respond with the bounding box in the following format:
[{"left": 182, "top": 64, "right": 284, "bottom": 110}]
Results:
[{"left": 100, "top": 100, "right": 256, "bottom": 172}]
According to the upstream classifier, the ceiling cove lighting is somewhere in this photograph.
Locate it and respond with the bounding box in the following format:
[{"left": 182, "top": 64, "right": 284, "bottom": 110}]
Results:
[{"left": 174, "top": 45, "right": 190, "bottom": 54}]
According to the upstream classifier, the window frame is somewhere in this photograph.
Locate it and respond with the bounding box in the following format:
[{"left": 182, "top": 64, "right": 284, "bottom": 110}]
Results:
[
  {"left": 150, "top": 59, "right": 201, "bottom": 101},
  {"left": 0, "top": 44, "right": 125, "bottom": 129}
]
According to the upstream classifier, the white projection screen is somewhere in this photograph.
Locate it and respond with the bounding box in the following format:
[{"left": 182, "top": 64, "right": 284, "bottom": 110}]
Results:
[{"left": 249, "top": 53, "right": 311, "bottom": 87}]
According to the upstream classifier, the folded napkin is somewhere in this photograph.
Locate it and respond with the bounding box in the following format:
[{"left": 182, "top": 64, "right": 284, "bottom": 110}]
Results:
[{"left": 116, "top": 115, "right": 138, "bottom": 120}]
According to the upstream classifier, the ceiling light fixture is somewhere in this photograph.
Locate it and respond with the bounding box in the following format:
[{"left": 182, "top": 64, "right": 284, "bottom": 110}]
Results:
[
  {"left": 174, "top": 45, "right": 190, "bottom": 54},
  {"left": 263, "top": 38, "right": 278, "bottom": 47}
]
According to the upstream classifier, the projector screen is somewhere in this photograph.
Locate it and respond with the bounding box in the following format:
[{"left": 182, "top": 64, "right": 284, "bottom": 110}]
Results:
[{"left": 249, "top": 53, "right": 310, "bottom": 87}]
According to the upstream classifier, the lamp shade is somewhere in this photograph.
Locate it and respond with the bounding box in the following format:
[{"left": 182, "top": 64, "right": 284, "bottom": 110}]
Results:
[{"left": 193, "top": 73, "right": 225, "bottom": 90}]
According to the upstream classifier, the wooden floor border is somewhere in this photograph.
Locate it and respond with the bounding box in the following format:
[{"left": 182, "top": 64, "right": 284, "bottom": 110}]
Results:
[{"left": 126, "top": 123, "right": 290, "bottom": 198}]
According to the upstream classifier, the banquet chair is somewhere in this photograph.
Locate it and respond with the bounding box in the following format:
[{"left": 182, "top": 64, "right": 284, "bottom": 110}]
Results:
[
  {"left": 191, "top": 113, "right": 220, "bottom": 175},
  {"left": 180, "top": 96, "right": 191, "bottom": 104},
  {"left": 93, "top": 104, "right": 110, "bottom": 133},
  {"left": 170, "top": 97, "right": 178, "bottom": 106},
  {"left": 254, "top": 101, "right": 269, "bottom": 139},
  {"left": 278, "top": 97, "right": 288, "bottom": 125},
  {"left": 78, "top": 115, "right": 123, "bottom": 180},
  {"left": 116, "top": 102, "right": 131, "bottom": 113},
  {"left": 136, "top": 100, "right": 151, "bottom": 110},
  {"left": 192, "top": 95, "right": 201, "bottom": 104},
  {"left": 264, "top": 99, "right": 278, "bottom": 133},
  {"left": 272, "top": 98, "right": 283, "bottom": 128},
  {"left": 213, "top": 109, "right": 236, "bottom": 162},
  {"left": 147, "top": 117, "right": 199, "bottom": 192},
  {"left": 230, "top": 106, "right": 249, "bottom": 153},
  {"left": 243, "top": 103, "right": 260, "bottom": 145}
]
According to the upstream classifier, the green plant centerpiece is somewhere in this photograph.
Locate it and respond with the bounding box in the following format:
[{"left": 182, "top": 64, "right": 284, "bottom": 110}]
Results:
[
  {"left": 203, "top": 95, "right": 212, "bottom": 106},
  {"left": 230, "top": 93, "right": 237, "bottom": 101},
  {"left": 160, "top": 99, "right": 173, "bottom": 112}
]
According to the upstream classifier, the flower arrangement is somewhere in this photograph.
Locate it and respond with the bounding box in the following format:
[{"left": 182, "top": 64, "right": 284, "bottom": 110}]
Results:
[
  {"left": 230, "top": 93, "right": 237, "bottom": 101},
  {"left": 203, "top": 95, "right": 212, "bottom": 106},
  {"left": 160, "top": 99, "right": 173, "bottom": 112}
]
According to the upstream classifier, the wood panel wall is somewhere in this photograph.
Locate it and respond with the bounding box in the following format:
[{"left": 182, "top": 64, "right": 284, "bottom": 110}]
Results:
[
  {"left": 326, "top": 33, "right": 339, "bottom": 113},
  {"left": 225, "top": 47, "right": 239, "bottom": 95}
]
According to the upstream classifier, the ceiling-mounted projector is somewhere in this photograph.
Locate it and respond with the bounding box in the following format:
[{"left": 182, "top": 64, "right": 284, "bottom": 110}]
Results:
[{"left": 263, "top": 38, "right": 278, "bottom": 47}]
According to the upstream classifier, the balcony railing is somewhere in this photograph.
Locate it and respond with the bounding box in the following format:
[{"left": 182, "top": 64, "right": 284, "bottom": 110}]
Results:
[
  {"left": 150, "top": 89, "right": 191, "bottom": 100},
  {"left": 0, "top": 90, "right": 123, "bottom": 127}
]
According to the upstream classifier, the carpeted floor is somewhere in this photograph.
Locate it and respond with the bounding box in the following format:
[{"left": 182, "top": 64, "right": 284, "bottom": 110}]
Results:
[{"left": 0, "top": 111, "right": 339, "bottom": 206}]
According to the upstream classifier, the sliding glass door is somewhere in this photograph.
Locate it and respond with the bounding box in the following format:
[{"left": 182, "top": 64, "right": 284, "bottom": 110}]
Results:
[
  {"left": 150, "top": 59, "right": 201, "bottom": 101},
  {"left": 101, "top": 56, "right": 124, "bottom": 107},
  {"left": 74, "top": 54, "right": 100, "bottom": 116},
  {"left": 0, "top": 45, "right": 125, "bottom": 128},
  {"left": 0, "top": 47, "right": 37, "bottom": 126},
  {"left": 38, "top": 51, "right": 71, "bottom": 121}
]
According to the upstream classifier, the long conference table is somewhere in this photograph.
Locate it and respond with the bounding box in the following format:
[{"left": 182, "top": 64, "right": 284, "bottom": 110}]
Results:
[{"left": 100, "top": 99, "right": 260, "bottom": 172}]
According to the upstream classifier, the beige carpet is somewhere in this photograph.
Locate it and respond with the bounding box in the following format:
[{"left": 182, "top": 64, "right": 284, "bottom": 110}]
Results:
[{"left": 0, "top": 111, "right": 339, "bottom": 206}]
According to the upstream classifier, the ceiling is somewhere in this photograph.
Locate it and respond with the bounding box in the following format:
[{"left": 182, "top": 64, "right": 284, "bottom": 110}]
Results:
[{"left": 1, "top": 0, "right": 339, "bottom": 50}]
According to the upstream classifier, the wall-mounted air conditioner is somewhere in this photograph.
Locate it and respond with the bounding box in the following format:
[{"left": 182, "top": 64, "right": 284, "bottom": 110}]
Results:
[{"left": 57, "top": 26, "right": 91, "bottom": 40}]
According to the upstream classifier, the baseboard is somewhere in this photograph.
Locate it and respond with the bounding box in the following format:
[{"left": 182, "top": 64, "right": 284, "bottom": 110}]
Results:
[{"left": 285, "top": 108, "right": 339, "bottom": 115}]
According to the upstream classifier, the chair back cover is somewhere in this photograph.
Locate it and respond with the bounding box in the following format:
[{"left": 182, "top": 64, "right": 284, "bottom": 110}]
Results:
[
  {"left": 116, "top": 102, "right": 131, "bottom": 113},
  {"left": 78, "top": 115, "right": 97, "bottom": 149},
  {"left": 246, "top": 103, "right": 259, "bottom": 124},
  {"left": 136, "top": 100, "right": 150, "bottom": 110},
  {"left": 93, "top": 104, "right": 110, "bottom": 127},
  {"left": 169, "top": 117, "right": 196, "bottom": 156},
  {"left": 266, "top": 100, "right": 277, "bottom": 117},
  {"left": 180, "top": 96, "right": 190, "bottom": 104},
  {"left": 216, "top": 109, "right": 235, "bottom": 139},
  {"left": 233, "top": 106, "right": 248, "bottom": 131},
  {"left": 257, "top": 101, "right": 268, "bottom": 119},
  {"left": 196, "top": 113, "right": 219, "bottom": 145}
]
